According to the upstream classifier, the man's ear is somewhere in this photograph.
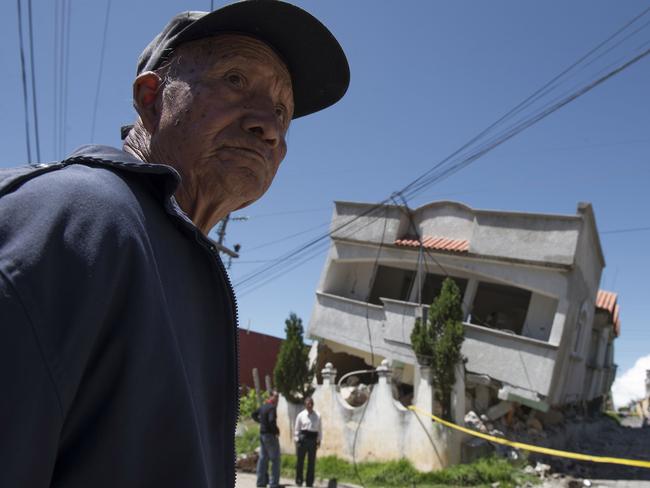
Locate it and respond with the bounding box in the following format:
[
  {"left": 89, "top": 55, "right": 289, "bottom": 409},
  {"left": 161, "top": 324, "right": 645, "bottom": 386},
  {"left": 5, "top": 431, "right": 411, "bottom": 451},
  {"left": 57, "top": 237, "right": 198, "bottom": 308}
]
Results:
[{"left": 133, "top": 71, "right": 163, "bottom": 134}]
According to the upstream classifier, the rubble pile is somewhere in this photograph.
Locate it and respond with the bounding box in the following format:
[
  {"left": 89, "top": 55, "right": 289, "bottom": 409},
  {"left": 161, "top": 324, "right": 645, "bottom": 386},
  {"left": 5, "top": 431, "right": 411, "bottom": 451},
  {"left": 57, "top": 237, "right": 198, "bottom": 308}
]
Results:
[
  {"left": 235, "top": 451, "right": 259, "bottom": 472},
  {"left": 341, "top": 376, "right": 370, "bottom": 406}
]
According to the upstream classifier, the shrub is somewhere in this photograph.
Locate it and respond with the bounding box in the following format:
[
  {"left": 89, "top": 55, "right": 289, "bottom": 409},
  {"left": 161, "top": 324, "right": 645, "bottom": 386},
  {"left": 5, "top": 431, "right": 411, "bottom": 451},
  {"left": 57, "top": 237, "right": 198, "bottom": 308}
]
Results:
[
  {"left": 273, "top": 312, "right": 314, "bottom": 403},
  {"left": 235, "top": 422, "right": 259, "bottom": 456},
  {"left": 239, "top": 388, "right": 269, "bottom": 421}
]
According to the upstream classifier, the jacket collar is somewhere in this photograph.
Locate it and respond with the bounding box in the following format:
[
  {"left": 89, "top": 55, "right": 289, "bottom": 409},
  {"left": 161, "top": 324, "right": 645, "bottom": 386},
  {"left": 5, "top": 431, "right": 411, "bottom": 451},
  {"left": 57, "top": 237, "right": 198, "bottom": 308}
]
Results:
[{"left": 66, "top": 144, "right": 182, "bottom": 200}]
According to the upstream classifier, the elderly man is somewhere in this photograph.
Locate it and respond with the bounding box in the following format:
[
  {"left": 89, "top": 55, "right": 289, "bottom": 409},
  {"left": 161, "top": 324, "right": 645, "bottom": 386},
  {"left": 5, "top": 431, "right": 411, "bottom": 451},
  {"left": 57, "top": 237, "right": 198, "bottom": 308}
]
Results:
[{"left": 0, "top": 2, "right": 348, "bottom": 487}]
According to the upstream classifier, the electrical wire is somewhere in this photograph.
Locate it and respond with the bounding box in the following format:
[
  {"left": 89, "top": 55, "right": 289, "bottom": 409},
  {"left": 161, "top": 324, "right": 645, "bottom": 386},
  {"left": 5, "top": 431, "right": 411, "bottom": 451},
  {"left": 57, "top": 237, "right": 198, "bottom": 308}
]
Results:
[
  {"left": 234, "top": 198, "right": 393, "bottom": 289},
  {"left": 240, "top": 207, "right": 331, "bottom": 219},
  {"left": 244, "top": 221, "right": 329, "bottom": 252},
  {"left": 27, "top": 0, "right": 41, "bottom": 162},
  {"left": 60, "top": 0, "right": 71, "bottom": 157},
  {"left": 53, "top": 0, "right": 60, "bottom": 158},
  {"left": 16, "top": 0, "right": 32, "bottom": 164},
  {"left": 398, "top": 6, "right": 650, "bottom": 205},
  {"left": 601, "top": 226, "right": 650, "bottom": 235},
  {"left": 91, "top": 0, "right": 112, "bottom": 142},
  {"left": 231, "top": 6, "right": 650, "bottom": 295}
]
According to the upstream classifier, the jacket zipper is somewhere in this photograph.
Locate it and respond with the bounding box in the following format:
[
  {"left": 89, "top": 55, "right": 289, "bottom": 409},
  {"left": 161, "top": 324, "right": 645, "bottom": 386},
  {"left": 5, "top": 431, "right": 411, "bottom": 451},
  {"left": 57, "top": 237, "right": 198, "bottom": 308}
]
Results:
[{"left": 209, "top": 244, "right": 240, "bottom": 488}]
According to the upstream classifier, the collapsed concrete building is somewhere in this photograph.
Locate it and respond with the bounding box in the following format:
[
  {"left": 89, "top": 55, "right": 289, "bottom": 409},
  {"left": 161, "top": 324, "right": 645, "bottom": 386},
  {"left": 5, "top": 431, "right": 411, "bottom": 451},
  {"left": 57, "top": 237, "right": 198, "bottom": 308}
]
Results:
[{"left": 307, "top": 200, "right": 620, "bottom": 416}]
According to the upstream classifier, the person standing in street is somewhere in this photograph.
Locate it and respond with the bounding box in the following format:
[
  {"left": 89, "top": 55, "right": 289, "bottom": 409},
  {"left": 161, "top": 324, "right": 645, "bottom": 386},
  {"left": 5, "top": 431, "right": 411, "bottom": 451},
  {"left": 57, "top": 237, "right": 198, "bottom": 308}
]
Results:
[
  {"left": 294, "top": 397, "right": 322, "bottom": 487},
  {"left": 252, "top": 391, "right": 281, "bottom": 488}
]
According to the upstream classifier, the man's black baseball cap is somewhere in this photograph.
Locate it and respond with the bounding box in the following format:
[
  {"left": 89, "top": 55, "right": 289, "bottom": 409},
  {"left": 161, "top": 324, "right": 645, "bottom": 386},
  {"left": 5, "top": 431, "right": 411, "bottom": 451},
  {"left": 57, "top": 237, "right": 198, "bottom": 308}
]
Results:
[{"left": 137, "top": 0, "right": 350, "bottom": 119}]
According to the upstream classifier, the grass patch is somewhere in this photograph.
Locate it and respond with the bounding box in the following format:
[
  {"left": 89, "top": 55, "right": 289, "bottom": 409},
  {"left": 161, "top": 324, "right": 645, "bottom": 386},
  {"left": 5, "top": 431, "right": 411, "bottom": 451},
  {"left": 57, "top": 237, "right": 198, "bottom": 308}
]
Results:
[
  {"left": 280, "top": 454, "right": 536, "bottom": 487},
  {"left": 235, "top": 422, "right": 259, "bottom": 457}
]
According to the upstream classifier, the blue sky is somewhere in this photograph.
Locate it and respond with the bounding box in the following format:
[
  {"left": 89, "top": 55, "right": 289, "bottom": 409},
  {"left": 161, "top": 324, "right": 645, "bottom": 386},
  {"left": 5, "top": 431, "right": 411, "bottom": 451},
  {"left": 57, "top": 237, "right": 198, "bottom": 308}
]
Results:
[{"left": 1, "top": 1, "right": 648, "bottom": 402}]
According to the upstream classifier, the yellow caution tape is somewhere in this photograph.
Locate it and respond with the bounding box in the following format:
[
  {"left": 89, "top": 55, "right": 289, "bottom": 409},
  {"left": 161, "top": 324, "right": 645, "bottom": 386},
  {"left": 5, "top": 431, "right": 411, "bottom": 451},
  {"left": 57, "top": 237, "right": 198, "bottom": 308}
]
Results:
[{"left": 408, "top": 405, "right": 650, "bottom": 469}]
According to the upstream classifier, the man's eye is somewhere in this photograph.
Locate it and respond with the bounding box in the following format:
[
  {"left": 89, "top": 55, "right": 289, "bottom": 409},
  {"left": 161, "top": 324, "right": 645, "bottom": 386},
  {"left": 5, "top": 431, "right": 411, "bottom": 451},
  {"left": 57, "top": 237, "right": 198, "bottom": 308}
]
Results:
[
  {"left": 226, "top": 72, "right": 245, "bottom": 88},
  {"left": 275, "top": 105, "right": 287, "bottom": 123}
]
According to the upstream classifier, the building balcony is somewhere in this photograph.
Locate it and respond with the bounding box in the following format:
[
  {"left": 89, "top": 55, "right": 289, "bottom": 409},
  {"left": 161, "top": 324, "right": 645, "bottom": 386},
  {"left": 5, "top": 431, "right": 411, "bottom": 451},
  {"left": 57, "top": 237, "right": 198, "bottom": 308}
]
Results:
[{"left": 309, "top": 292, "right": 558, "bottom": 397}]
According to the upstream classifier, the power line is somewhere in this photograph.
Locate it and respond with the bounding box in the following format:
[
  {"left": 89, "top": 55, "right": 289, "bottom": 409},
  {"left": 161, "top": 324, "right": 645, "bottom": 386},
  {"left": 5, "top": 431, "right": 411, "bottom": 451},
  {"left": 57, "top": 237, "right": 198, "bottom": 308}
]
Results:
[
  {"left": 58, "top": 0, "right": 72, "bottom": 157},
  {"left": 91, "top": 0, "right": 112, "bottom": 142},
  {"left": 62, "top": 0, "right": 72, "bottom": 156},
  {"left": 16, "top": 0, "right": 32, "bottom": 164},
  {"left": 27, "top": 0, "right": 41, "bottom": 162},
  {"left": 53, "top": 0, "right": 60, "bottom": 158},
  {"left": 232, "top": 6, "right": 650, "bottom": 295},
  {"left": 398, "top": 6, "right": 650, "bottom": 205},
  {"left": 240, "top": 207, "right": 330, "bottom": 219},
  {"left": 601, "top": 226, "right": 650, "bottom": 235},
  {"left": 244, "top": 221, "right": 329, "bottom": 252}
]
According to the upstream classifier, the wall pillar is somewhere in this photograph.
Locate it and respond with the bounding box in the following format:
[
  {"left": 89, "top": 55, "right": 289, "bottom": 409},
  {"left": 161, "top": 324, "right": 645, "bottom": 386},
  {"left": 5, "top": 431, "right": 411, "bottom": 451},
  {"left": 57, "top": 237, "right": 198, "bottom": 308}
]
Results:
[
  {"left": 548, "top": 298, "right": 570, "bottom": 345},
  {"left": 462, "top": 279, "right": 479, "bottom": 321},
  {"left": 321, "top": 362, "right": 337, "bottom": 387}
]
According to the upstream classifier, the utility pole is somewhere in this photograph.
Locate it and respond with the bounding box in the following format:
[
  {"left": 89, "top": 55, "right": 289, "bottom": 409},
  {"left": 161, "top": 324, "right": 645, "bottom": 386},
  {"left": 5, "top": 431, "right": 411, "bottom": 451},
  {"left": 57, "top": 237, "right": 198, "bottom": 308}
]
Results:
[
  {"left": 210, "top": 213, "right": 248, "bottom": 268},
  {"left": 216, "top": 213, "right": 230, "bottom": 246}
]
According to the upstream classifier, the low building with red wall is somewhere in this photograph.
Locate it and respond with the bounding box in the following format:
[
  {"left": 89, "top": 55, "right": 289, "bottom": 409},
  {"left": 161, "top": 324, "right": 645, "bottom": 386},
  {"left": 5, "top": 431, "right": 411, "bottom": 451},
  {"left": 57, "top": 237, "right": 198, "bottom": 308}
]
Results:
[{"left": 238, "top": 328, "right": 283, "bottom": 391}]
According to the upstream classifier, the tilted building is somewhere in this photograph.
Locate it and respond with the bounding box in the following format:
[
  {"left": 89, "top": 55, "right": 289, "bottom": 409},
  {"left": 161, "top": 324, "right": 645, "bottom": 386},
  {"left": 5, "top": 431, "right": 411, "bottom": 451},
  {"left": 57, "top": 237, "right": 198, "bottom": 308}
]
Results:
[{"left": 308, "top": 200, "right": 620, "bottom": 414}]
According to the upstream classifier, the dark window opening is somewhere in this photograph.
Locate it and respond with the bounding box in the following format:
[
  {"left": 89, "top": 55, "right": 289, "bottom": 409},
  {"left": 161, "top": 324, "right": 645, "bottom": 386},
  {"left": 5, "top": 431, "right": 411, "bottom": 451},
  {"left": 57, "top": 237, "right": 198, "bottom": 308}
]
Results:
[
  {"left": 421, "top": 273, "right": 467, "bottom": 306},
  {"left": 471, "top": 281, "right": 531, "bottom": 335},
  {"left": 368, "top": 265, "right": 415, "bottom": 305}
]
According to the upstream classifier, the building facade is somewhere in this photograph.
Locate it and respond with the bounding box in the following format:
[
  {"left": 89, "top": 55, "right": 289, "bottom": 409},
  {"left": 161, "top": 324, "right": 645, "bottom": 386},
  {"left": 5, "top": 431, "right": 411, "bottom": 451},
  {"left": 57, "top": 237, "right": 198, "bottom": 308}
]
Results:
[
  {"left": 308, "top": 200, "right": 619, "bottom": 414},
  {"left": 238, "top": 328, "right": 283, "bottom": 391}
]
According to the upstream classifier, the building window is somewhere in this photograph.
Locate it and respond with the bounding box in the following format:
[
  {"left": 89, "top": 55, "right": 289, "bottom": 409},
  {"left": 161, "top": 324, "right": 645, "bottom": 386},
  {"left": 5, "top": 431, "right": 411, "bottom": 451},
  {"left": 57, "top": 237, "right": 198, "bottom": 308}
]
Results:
[
  {"left": 368, "top": 265, "right": 415, "bottom": 305},
  {"left": 421, "top": 273, "right": 467, "bottom": 306},
  {"left": 470, "top": 281, "right": 531, "bottom": 335}
]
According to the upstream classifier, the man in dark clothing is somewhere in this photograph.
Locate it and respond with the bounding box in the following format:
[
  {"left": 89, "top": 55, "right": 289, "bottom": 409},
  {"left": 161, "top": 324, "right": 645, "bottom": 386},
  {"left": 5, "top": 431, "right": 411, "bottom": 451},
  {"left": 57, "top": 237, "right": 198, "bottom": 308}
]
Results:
[
  {"left": 0, "top": 2, "right": 349, "bottom": 487},
  {"left": 252, "top": 391, "right": 281, "bottom": 487}
]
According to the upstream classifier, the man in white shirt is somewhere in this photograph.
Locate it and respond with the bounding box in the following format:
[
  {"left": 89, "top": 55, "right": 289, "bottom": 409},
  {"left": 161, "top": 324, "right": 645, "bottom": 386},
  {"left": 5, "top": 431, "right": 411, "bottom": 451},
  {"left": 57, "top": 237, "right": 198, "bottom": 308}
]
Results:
[{"left": 293, "top": 397, "right": 321, "bottom": 487}]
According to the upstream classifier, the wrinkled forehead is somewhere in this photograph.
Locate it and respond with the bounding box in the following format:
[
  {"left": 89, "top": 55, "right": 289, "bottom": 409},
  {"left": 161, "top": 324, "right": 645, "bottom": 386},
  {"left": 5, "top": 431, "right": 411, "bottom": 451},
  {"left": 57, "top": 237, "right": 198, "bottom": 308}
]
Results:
[{"left": 169, "top": 34, "right": 292, "bottom": 85}]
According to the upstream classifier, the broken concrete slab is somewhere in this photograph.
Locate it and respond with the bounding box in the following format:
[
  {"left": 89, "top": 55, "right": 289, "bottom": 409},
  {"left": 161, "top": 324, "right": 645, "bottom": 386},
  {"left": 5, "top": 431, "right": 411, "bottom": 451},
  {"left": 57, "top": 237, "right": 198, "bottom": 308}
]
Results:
[
  {"left": 498, "top": 385, "right": 549, "bottom": 412},
  {"left": 487, "top": 401, "right": 513, "bottom": 421}
]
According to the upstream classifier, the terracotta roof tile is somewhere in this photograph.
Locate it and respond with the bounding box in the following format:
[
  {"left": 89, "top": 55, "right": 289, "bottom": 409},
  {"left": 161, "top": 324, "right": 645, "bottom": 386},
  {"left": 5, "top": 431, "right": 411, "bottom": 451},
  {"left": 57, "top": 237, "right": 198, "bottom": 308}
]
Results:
[
  {"left": 596, "top": 289, "right": 621, "bottom": 336},
  {"left": 395, "top": 235, "right": 469, "bottom": 253}
]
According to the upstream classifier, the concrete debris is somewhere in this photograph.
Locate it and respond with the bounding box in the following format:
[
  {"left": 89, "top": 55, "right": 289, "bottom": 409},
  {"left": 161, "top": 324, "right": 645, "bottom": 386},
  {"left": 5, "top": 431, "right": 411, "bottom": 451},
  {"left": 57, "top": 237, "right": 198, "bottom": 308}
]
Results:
[
  {"left": 461, "top": 436, "right": 493, "bottom": 463},
  {"left": 341, "top": 383, "right": 370, "bottom": 407},
  {"left": 464, "top": 411, "right": 488, "bottom": 433},
  {"left": 527, "top": 416, "right": 544, "bottom": 432},
  {"left": 534, "top": 462, "right": 551, "bottom": 477},
  {"left": 235, "top": 452, "right": 258, "bottom": 472},
  {"left": 486, "top": 400, "right": 513, "bottom": 421},
  {"left": 537, "top": 408, "right": 564, "bottom": 426}
]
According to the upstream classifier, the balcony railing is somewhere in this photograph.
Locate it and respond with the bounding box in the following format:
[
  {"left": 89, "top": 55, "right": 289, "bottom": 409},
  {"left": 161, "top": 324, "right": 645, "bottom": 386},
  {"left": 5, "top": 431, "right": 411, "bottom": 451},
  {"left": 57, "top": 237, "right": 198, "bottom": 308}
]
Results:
[{"left": 310, "top": 292, "right": 558, "bottom": 396}]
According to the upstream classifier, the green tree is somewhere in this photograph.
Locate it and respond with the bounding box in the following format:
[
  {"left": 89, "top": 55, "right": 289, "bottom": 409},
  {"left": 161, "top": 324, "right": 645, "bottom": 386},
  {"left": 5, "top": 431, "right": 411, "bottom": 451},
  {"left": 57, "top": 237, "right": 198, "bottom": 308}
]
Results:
[
  {"left": 410, "top": 277, "right": 465, "bottom": 419},
  {"left": 273, "top": 312, "right": 314, "bottom": 403},
  {"left": 410, "top": 316, "right": 433, "bottom": 366}
]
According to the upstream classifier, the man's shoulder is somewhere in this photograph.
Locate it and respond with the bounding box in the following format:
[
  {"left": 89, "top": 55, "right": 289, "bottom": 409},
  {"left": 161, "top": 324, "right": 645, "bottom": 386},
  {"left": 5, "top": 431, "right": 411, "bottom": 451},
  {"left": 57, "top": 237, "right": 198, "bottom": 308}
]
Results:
[
  {"left": 1, "top": 162, "right": 150, "bottom": 221},
  {"left": 0, "top": 146, "right": 177, "bottom": 213},
  {"left": 0, "top": 161, "right": 163, "bottom": 260}
]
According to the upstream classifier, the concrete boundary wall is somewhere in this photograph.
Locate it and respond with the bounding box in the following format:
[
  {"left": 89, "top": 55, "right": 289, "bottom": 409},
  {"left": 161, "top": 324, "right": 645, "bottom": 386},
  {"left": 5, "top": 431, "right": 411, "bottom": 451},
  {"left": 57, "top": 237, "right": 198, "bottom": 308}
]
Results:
[{"left": 276, "top": 361, "right": 463, "bottom": 471}]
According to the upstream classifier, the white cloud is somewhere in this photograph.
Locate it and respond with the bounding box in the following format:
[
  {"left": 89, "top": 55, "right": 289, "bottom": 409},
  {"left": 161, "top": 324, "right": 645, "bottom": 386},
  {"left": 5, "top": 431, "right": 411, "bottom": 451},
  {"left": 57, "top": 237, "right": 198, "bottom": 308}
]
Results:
[{"left": 612, "top": 354, "right": 650, "bottom": 408}]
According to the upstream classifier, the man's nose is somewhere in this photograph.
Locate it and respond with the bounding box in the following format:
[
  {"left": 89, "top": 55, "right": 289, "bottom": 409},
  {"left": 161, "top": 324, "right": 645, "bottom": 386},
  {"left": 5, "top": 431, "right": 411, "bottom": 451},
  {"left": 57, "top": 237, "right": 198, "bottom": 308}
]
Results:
[{"left": 242, "top": 105, "right": 282, "bottom": 148}]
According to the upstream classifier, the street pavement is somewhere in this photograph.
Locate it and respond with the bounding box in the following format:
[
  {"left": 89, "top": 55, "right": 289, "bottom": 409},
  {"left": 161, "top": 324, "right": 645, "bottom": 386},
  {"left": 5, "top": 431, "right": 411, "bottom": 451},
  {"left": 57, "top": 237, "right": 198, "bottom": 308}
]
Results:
[{"left": 235, "top": 471, "right": 338, "bottom": 488}]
